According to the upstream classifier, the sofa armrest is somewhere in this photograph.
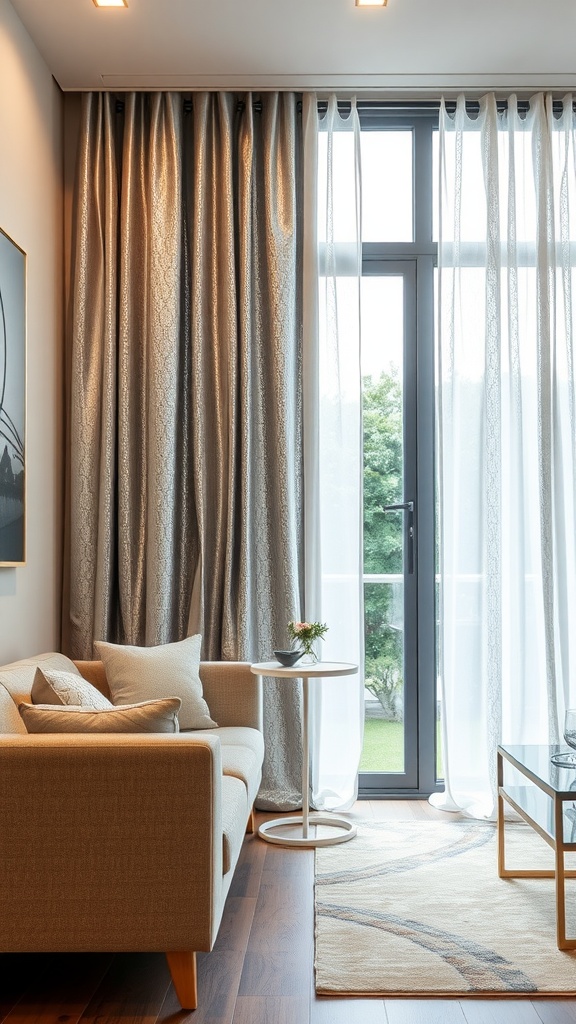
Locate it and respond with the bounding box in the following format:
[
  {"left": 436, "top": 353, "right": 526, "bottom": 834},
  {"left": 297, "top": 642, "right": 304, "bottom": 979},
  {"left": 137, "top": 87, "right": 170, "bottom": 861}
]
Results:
[
  {"left": 199, "top": 662, "right": 262, "bottom": 731},
  {"left": 0, "top": 733, "right": 224, "bottom": 952}
]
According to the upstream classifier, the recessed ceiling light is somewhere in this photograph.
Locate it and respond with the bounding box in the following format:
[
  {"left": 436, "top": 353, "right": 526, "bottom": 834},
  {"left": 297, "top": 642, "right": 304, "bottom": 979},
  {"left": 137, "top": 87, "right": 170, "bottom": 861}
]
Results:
[
  {"left": 355, "top": 0, "right": 388, "bottom": 6},
  {"left": 92, "top": 0, "right": 128, "bottom": 7}
]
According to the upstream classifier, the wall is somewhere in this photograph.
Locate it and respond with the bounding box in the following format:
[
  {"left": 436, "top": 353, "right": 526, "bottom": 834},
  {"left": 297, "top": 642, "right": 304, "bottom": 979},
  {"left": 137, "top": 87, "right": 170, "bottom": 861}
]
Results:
[{"left": 0, "top": 0, "right": 63, "bottom": 663}]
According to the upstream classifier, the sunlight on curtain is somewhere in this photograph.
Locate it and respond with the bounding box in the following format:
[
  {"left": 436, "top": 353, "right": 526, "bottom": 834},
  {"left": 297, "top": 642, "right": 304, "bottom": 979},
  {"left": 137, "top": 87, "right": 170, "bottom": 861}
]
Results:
[
  {"left": 303, "top": 95, "right": 364, "bottom": 811},
  {"left": 434, "top": 94, "right": 576, "bottom": 818}
]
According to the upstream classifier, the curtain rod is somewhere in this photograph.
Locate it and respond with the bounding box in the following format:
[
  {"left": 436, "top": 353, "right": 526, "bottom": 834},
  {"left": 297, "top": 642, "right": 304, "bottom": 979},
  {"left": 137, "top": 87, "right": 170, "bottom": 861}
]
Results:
[
  {"left": 324, "top": 99, "right": 576, "bottom": 116},
  {"left": 113, "top": 97, "right": 574, "bottom": 117},
  {"left": 114, "top": 98, "right": 303, "bottom": 114}
]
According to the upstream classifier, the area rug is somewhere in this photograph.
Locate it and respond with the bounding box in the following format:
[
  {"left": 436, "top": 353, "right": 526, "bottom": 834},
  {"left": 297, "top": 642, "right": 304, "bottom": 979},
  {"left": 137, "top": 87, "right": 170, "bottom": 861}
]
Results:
[{"left": 315, "top": 819, "right": 576, "bottom": 995}]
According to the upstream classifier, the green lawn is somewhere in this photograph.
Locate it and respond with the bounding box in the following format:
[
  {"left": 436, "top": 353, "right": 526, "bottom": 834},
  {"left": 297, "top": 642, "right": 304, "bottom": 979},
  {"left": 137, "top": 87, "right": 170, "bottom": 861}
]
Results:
[
  {"left": 360, "top": 719, "right": 404, "bottom": 772},
  {"left": 359, "top": 717, "right": 444, "bottom": 777}
]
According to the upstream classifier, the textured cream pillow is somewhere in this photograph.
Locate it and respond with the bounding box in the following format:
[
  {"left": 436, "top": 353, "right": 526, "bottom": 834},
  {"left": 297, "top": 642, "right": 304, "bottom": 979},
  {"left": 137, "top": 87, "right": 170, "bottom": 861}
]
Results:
[
  {"left": 94, "top": 635, "right": 217, "bottom": 730},
  {"left": 19, "top": 698, "right": 181, "bottom": 734},
  {"left": 0, "top": 652, "right": 84, "bottom": 708},
  {"left": 32, "top": 667, "right": 113, "bottom": 710}
]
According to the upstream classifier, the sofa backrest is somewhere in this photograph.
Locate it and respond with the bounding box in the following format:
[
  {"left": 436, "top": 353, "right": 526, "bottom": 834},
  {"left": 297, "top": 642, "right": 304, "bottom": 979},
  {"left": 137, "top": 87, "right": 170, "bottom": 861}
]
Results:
[
  {"left": 0, "top": 653, "right": 262, "bottom": 734},
  {"left": 0, "top": 682, "right": 27, "bottom": 734},
  {"left": 73, "top": 660, "right": 262, "bottom": 730},
  {"left": 73, "top": 660, "right": 111, "bottom": 699}
]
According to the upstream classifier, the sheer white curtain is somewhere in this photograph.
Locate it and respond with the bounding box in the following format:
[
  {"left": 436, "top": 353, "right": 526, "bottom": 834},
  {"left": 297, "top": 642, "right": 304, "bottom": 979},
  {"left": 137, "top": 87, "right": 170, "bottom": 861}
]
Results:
[
  {"left": 434, "top": 93, "right": 576, "bottom": 818},
  {"left": 302, "top": 94, "right": 364, "bottom": 811}
]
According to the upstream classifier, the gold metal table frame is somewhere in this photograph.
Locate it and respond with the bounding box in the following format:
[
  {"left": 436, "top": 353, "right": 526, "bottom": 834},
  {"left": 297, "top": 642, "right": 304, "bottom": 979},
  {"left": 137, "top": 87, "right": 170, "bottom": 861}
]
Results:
[{"left": 497, "top": 744, "right": 576, "bottom": 950}]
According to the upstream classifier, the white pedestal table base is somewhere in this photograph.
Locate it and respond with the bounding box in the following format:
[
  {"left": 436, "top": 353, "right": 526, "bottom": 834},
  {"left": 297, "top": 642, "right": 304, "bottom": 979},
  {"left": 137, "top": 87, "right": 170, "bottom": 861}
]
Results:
[{"left": 258, "top": 813, "right": 357, "bottom": 848}]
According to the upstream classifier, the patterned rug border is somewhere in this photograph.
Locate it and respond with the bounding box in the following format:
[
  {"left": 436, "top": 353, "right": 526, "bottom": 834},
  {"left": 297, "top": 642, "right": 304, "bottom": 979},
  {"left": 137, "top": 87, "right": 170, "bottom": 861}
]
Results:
[
  {"left": 313, "top": 819, "right": 576, "bottom": 995},
  {"left": 315, "top": 989, "right": 576, "bottom": 999}
]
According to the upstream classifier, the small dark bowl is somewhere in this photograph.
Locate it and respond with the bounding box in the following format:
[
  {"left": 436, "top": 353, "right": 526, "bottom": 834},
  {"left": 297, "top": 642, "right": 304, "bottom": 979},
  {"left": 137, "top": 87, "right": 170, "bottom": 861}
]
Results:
[{"left": 274, "top": 649, "right": 303, "bottom": 667}]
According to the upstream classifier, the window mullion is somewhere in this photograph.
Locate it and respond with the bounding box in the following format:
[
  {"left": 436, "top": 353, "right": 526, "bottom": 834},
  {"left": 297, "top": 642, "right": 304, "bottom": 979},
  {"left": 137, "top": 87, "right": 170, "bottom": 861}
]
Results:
[{"left": 414, "top": 121, "right": 434, "bottom": 249}]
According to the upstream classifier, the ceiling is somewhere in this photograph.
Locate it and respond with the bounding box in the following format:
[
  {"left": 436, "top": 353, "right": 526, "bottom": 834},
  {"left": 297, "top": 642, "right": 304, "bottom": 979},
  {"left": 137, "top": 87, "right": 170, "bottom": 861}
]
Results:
[{"left": 9, "top": 0, "right": 576, "bottom": 94}]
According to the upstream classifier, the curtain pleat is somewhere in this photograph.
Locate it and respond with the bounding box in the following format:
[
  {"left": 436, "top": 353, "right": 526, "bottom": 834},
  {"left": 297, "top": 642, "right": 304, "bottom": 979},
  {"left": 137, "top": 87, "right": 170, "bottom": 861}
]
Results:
[
  {"left": 187, "top": 93, "right": 236, "bottom": 654},
  {"left": 233, "top": 94, "right": 304, "bottom": 808},
  {"left": 117, "top": 93, "right": 149, "bottom": 643},
  {"left": 69, "top": 94, "right": 119, "bottom": 655},
  {"left": 302, "top": 95, "right": 365, "bottom": 811},
  {"left": 66, "top": 91, "right": 304, "bottom": 810}
]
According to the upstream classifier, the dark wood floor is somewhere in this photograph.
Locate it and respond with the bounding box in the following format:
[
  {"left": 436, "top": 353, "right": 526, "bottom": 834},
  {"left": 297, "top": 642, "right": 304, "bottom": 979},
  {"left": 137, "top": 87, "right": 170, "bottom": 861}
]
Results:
[{"left": 2, "top": 801, "right": 576, "bottom": 1024}]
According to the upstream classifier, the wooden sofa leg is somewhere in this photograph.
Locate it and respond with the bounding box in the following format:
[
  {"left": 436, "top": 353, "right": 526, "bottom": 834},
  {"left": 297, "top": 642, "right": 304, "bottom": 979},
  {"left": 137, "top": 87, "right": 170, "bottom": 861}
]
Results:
[
  {"left": 166, "top": 951, "right": 198, "bottom": 1010},
  {"left": 246, "top": 807, "right": 256, "bottom": 834}
]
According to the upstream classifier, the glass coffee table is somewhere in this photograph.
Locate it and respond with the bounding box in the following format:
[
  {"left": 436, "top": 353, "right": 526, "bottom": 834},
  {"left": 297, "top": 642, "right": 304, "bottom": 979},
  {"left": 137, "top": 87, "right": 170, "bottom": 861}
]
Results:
[{"left": 498, "top": 743, "right": 576, "bottom": 949}]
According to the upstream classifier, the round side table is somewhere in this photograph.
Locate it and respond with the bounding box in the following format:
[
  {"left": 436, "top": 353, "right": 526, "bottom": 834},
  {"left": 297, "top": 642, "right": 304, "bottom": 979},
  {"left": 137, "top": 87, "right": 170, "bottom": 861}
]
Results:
[{"left": 250, "top": 660, "right": 359, "bottom": 848}]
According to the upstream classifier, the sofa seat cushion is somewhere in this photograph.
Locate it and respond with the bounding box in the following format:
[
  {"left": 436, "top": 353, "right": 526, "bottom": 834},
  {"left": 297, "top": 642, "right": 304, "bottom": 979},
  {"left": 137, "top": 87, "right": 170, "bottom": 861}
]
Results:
[
  {"left": 190, "top": 726, "right": 264, "bottom": 806},
  {"left": 221, "top": 774, "right": 249, "bottom": 875}
]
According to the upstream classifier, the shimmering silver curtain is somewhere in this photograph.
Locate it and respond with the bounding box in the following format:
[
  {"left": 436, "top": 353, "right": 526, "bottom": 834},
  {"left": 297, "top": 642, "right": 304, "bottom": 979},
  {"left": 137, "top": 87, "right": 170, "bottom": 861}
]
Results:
[{"left": 66, "top": 92, "right": 303, "bottom": 809}]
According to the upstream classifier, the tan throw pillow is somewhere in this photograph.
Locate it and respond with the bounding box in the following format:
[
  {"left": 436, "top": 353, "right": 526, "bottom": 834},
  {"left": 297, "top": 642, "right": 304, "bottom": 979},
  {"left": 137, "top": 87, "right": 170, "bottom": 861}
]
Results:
[
  {"left": 94, "top": 635, "right": 217, "bottom": 730},
  {"left": 32, "top": 667, "right": 113, "bottom": 710},
  {"left": 19, "top": 698, "right": 181, "bottom": 734}
]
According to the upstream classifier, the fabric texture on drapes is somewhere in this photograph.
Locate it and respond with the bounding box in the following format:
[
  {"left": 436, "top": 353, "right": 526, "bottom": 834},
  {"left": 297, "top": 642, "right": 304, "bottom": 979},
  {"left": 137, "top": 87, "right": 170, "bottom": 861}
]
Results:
[
  {"left": 435, "top": 93, "right": 576, "bottom": 818},
  {"left": 66, "top": 91, "right": 304, "bottom": 809},
  {"left": 302, "top": 95, "right": 364, "bottom": 811}
]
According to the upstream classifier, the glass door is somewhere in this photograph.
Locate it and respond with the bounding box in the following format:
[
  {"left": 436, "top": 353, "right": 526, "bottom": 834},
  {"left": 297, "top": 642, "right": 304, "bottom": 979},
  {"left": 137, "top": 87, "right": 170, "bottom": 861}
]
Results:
[
  {"left": 347, "top": 112, "right": 439, "bottom": 796},
  {"left": 360, "top": 262, "right": 419, "bottom": 790}
]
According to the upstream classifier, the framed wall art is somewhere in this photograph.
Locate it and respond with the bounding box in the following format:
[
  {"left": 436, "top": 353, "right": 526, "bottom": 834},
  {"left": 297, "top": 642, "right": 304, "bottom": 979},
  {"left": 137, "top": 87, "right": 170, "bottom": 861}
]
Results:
[{"left": 0, "top": 227, "right": 26, "bottom": 567}]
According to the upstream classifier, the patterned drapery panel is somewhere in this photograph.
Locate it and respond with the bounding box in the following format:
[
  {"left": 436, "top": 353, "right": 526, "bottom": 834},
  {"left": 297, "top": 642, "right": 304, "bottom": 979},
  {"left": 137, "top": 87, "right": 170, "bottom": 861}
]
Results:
[{"left": 66, "top": 91, "right": 304, "bottom": 809}]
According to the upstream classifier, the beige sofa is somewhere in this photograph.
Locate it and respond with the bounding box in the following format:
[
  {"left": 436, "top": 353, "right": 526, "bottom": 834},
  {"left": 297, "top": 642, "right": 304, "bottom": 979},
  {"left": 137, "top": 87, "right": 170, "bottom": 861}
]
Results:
[{"left": 0, "top": 652, "right": 264, "bottom": 1011}]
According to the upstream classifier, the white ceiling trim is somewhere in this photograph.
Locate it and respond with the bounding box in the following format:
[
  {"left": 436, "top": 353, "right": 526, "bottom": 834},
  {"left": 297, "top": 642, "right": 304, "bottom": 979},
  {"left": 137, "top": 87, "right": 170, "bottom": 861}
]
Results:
[{"left": 97, "top": 73, "right": 576, "bottom": 94}]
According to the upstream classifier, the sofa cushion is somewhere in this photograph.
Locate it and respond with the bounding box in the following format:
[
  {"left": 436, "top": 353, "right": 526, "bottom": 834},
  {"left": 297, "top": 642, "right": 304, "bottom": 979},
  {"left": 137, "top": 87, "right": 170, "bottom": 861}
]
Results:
[
  {"left": 18, "top": 698, "right": 182, "bottom": 734},
  {"left": 0, "top": 682, "right": 27, "bottom": 735},
  {"left": 0, "top": 653, "right": 82, "bottom": 706},
  {"left": 94, "top": 636, "right": 217, "bottom": 731},
  {"left": 221, "top": 774, "right": 249, "bottom": 875},
  {"left": 191, "top": 726, "right": 265, "bottom": 806},
  {"left": 221, "top": 745, "right": 263, "bottom": 808},
  {"left": 32, "top": 667, "right": 113, "bottom": 710}
]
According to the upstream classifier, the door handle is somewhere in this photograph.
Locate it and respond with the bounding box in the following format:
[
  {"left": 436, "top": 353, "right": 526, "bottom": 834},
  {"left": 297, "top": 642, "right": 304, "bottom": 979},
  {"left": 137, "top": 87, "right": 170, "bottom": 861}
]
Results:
[
  {"left": 381, "top": 502, "right": 414, "bottom": 514},
  {"left": 381, "top": 501, "right": 415, "bottom": 575}
]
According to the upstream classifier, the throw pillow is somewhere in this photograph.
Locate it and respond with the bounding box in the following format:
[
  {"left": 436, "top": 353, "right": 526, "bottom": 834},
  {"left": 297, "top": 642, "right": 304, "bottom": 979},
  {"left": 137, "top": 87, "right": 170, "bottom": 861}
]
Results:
[
  {"left": 94, "top": 635, "right": 217, "bottom": 730},
  {"left": 32, "top": 667, "right": 113, "bottom": 710},
  {"left": 0, "top": 652, "right": 84, "bottom": 707},
  {"left": 19, "top": 698, "right": 181, "bottom": 734}
]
